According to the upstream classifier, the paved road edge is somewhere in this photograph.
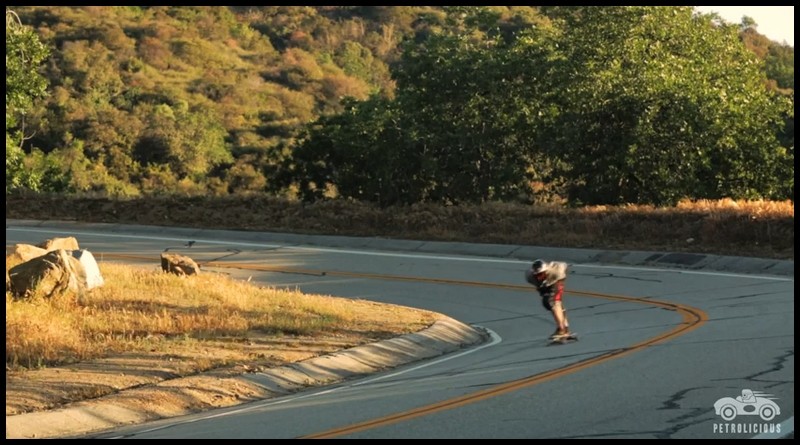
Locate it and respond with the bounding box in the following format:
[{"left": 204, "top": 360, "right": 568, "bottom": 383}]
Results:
[{"left": 5, "top": 317, "right": 487, "bottom": 439}]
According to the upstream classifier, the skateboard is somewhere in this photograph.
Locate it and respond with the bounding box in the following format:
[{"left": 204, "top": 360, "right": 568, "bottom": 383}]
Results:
[{"left": 548, "top": 333, "right": 578, "bottom": 345}]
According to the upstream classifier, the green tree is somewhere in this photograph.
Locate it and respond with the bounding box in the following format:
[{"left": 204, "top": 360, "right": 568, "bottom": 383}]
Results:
[
  {"left": 392, "top": 26, "right": 542, "bottom": 204},
  {"left": 134, "top": 102, "right": 232, "bottom": 183},
  {"left": 6, "top": 8, "right": 51, "bottom": 192},
  {"left": 542, "top": 6, "right": 791, "bottom": 205},
  {"left": 292, "top": 6, "right": 559, "bottom": 206},
  {"left": 290, "top": 95, "right": 413, "bottom": 206},
  {"left": 765, "top": 42, "right": 794, "bottom": 91}
]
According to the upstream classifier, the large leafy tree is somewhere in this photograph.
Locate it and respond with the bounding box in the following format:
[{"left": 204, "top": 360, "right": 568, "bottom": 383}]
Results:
[
  {"left": 388, "top": 6, "right": 563, "bottom": 205},
  {"left": 292, "top": 7, "right": 557, "bottom": 206},
  {"left": 391, "top": 28, "right": 532, "bottom": 204},
  {"left": 765, "top": 42, "right": 794, "bottom": 92},
  {"left": 542, "top": 6, "right": 792, "bottom": 205},
  {"left": 6, "top": 8, "right": 51, "bottom": 192},
  {"left": 133, "top": 102, "right": 232, "bottom": 183},
  {"left": 290, "top": 95, "right": 416, "bottom": 206}
]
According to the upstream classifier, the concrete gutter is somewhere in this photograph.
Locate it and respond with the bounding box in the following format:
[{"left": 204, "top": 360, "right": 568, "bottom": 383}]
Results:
[{"left": 5, "top": 317, "right": 487, "bottom": 439}]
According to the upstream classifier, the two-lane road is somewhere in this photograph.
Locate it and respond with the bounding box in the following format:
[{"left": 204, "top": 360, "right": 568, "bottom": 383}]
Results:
[{"left": 6, "top": 221, "right": 793, "bottom": 438}]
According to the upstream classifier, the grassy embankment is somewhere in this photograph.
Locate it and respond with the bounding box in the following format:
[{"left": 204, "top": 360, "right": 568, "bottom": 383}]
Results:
[{"left": 5, "top": 262, "right": 438, "bottom": 370}]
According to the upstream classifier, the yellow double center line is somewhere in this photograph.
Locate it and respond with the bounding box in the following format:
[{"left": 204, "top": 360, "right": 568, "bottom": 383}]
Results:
[{"left": 102, "top": 254, "right": 708, "bottom": 438}]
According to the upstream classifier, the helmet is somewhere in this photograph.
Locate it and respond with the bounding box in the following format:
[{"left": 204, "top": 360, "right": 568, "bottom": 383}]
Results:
[{"left": 531, "top": 259, "right": 547, "bottom": 274}]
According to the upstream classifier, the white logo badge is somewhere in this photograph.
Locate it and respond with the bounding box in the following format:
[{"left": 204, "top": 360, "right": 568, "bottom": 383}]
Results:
[{"left": 713, "top": 389, "right": 780, "bottom": 421}]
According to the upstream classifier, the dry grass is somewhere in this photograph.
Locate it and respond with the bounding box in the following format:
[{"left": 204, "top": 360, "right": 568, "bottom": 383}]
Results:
[{"left": 5, "top": 263, "right": 438, "bottom": 370}]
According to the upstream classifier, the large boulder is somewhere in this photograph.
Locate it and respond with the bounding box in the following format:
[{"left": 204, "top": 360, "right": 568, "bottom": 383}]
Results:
[
  {"left": 161, "top": 253, "right": 200, "bottom": 276},
  {"left": 6, "top": 243, "right": 104, "bottom": 293},
  {"left": 7, "top": 237, "right": 81, "bottom": 270},
  {"left": 6, "top": 244, "right": 48, "bottom": 270},
  {"left": 71, "top": 249, "right": 104, "bottom": 290},
  {"left": 37, "top": 236, "right": 80, "bottom": 251},
  {"left": 8, "top": 249, "right": 87, "bottom": 300}
]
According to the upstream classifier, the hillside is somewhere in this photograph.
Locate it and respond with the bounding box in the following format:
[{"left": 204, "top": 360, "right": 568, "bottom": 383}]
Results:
[{"left": 7, "top": 7, "right": 794, "bottom": 205}]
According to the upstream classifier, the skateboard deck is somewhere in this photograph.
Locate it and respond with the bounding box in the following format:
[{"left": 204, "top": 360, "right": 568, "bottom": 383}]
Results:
[{"left": 548, "top": 333, "right": 578, "bottom": 345}]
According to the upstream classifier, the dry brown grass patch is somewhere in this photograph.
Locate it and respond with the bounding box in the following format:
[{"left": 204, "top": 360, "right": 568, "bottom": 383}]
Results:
[{"left": 5, "top": 262, "right": 439, "bottom": 371}]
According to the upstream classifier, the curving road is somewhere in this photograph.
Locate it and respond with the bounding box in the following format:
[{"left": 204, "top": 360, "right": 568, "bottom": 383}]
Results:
[{"left": 5, "top": 220, "right": 794, "bottom": 439}]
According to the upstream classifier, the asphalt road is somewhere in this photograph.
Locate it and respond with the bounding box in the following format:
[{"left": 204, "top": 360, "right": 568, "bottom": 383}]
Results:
[{"left": 5, "top": 220, "right": 794, "bottom": 439}]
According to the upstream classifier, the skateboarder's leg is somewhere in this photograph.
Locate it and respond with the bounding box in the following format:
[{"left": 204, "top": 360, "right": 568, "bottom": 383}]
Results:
[{"left": 551, "top": 300, "right": 569, "bottom": 335}]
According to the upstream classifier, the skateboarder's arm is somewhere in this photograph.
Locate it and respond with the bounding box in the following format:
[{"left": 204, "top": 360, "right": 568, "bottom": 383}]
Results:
[{"left": 552, "top": 281, "right": 564, "bottom": 301}]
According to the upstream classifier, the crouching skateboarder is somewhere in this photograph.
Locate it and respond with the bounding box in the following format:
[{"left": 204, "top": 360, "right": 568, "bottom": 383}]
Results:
[{"left": 525, "top": 259, "right": 575, "bottom": 340}]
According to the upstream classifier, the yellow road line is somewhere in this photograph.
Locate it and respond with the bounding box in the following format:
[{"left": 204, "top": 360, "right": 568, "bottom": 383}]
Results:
[
  {"left": 302, "top": 283, "right": 705, "bottom": 438},
  {"left": 100, "top": 254, "right": 708, "bottom": 438}
]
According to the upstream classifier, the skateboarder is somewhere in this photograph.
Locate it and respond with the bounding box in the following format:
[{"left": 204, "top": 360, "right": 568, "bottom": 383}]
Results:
[{"left": 525, "top": 259, "right": 573, "bottom": 339}]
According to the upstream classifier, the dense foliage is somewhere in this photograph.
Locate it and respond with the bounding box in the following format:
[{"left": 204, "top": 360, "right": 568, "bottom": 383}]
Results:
[
  {"left": 6, "top": 9, "right": 52, "bottom": 192},
  {"left": 5, "top": 6, "right": 795, "bottom": 205},
  {"left": 543, "top": 7, "right": 793, "bottom": 205}
]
